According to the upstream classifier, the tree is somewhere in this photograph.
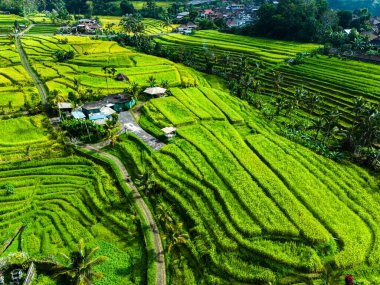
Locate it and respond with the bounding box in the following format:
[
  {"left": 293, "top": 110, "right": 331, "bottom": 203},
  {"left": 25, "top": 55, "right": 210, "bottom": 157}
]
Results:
[
  {"left": 127, "top": 81, "right": 141, "bottom": 100},
  {"left": 119, "top": 15, "right": 145, "bottom": 42},
  {"left": 161, "top": 15, "right": 172, "bottom": 33},
  {"left": 167, "top": 223, "right": 189, "bottom": 254},
  {"left": 337, "top": 10, "right": 352, "bottom": 28},
  {"left": 54, "top": 239, "right": 108, "bottom": 285},
  {"left": 120, "top": 0, "right": 135, "bottom": 15},
  {"left": 147, "top": 75, "right": 157, "bottom": 87},
  {"left": 5, "top": 183, "right": 14, "bottom": 195}
]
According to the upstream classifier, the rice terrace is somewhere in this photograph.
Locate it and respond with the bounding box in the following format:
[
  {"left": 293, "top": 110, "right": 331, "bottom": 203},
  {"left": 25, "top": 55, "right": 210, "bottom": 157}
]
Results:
[{"left": 0, "top": 0, "right": 380, "bottom": 284}]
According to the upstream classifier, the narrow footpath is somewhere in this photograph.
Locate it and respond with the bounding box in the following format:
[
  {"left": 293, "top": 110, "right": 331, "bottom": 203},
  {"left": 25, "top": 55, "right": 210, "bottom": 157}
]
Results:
[
  {"left": 119, "top": 111, "right": 166, "bottom": 150},
  {"left": 15, "top": 26, "right": 47, "bottom": 105},
  {"left": 84, "top": 145, "right": 166, "bottom": 285},
  {"left": 16, "top": 31, "right": 167, "bottom": 285}
]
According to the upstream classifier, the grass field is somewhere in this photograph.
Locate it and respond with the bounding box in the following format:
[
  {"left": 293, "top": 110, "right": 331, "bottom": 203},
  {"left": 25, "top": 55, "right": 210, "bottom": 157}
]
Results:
[
  {"left": 0, "top": 14, "right": 28, "bottom": 34},
  {"left": 0, "top": 156, "right": 146, "bottom": 284},
  {"left": 0, "top": 115, "right": 61, "bottom": 163},
  {"left": 157, "top": 30, "right": 380, "bottom": 124},
  {"left": 27, "top": 24, "right": 60, "bottom": 34},
  {"left": 21, "top": 35, "right": 220, "bottom": 101},
  {"left": 0, "top": 38, "right": 40, "bottom": 112},
  {"left": 99, "top": 16, "right": 178, "bottom": 34},
  {"left": 110, "top": 86, "right": 380, "bottom": 284}
]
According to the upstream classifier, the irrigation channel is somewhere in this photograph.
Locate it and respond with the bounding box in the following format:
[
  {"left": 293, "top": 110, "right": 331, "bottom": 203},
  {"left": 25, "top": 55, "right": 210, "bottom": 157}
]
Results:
[{"left": 15, "top": 31, "right": 167, "bottom": 285}]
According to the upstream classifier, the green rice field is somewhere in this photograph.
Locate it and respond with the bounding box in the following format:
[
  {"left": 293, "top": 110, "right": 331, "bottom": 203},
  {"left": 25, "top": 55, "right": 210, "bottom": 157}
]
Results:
[
  {"left": 111, "top": 86, "right": 380, "bottom": 284},
  {"left": 157, "top": 30, "right": 380, "bottom": 124},
  {"left": 0, "top": 14, "right": 28, "bottom": 34},
  {"left": 0, "top": 38, "right": 39, "bottom": 112},
  {"left": 0, "top": 156, "right": 146, "bottom": 284},
  {"left": 21, "top": 35, "right": 218, "bottom": 100}
]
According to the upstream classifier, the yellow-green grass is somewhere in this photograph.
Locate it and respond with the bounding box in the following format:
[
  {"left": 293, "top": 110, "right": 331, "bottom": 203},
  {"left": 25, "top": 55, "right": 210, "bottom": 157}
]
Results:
[
  {"left": 0, "top": 39, "right": 39, "bottom": 111},
  {"left": 99, "top": 16, "right": 178, "bottom": 34},
  {"left": 0, "top": 14, "right": 28, "bottom": 33},
  {"left": 0, "top": 115, "right": 58, "bottom": 163},
  {"left": 113, "top": 86, "right": 380, "bottom": 284},
  {"left": 0, "top": 156, "right": 146, "bottom": 284},
  {"left": 27, "top": 13, "right": 53, "bottom": 24},
  {"left": 21, "top": 35, "right": 221, "bottom": 100}
]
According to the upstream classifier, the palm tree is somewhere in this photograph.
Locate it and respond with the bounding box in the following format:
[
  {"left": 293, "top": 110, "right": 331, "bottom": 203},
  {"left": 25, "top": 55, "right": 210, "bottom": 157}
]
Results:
[
  {"left": 161, "top": 80, "right": 169, "bottom": 89},
  {"left": 147, "top": 76, "right": 157, "bottom": 87},
  {"left": 102, "top": 66, "right": 110, "bottom": 94},
  {"left": 53, "top": 93, "right": 66, "bottom": 119},
  {"left": 54, "top": 239, "right": 108, "bottom": 285},
  {"left": 167, "top": 223, "right": 189, "bottom": 254},
  {"left": 127, "top": 81, "right": 141, "bottom": 101},
  {"left": 161, "top": 15, "right": 172, "bottom": 33},
  {"left": 272, "top": 71, "right": 283, "bottom": 96}
]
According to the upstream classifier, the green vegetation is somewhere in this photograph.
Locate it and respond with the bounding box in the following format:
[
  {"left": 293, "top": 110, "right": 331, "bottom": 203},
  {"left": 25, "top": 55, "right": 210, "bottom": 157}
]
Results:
[
  {"left": 0, "top": 156, "right": 146, "bottom": 284},
  {"left": 109, "top": 86, "right": 379, "bottom": 284},
  {"left": 0, "top": 37, "right": 40, "bottom": 113},
  {"left": 0, "top": 14, "right": 28, "bottom": 34},
  {"left": 20, "top": 35, "right": 217, "bottom": 105}
]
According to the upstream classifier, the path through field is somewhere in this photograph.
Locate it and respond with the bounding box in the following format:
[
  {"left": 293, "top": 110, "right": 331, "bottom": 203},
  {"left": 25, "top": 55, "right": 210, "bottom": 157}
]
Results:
[
  {"left": 15, "top": 26, "right": 48, "bottom": 105},
  {"left": 84, "top": 144, "right": 167, "bottom": 285},
  {"left": 119, "top": 111, "right": 166, "bottom": 150}
]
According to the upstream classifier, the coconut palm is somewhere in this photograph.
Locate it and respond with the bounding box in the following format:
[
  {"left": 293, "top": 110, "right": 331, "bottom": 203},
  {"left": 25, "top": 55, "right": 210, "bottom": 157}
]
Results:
[
  {"left": 54, "top": 239, "right": 108, "bottom": 285},
  {"left": 147, "top": 76, "right": 157, "bottom": 87},
  {"left": 167, "top": 223, "right": 189, "bottom": 254},
  {"left": 161, "top": 16, "right": 172, "bottom": 33}
]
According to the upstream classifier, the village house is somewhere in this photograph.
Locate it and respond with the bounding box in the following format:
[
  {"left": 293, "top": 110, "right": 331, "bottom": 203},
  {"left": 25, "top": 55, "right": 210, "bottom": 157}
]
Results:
[
  {"left": 177, "top": 22, "right": 198, "bottom": 34},
  {"left": 176, "top": 11, "right": 190, "bottom": 19},
  {"left": 73, "top": 93, "right": 135, "bottom": 125}
]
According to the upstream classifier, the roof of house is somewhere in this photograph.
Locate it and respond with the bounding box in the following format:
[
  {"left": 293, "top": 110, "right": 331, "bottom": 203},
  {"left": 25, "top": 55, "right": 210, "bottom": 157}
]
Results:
[
  {"left": 144, "top": 87, "right": 167, "bottom": 95},
  {"left": 162, "top": 126, "right": 177, "bottom": 134},
  {"left": 115, "top": 73, "right": 128, "bottom": 81},
  {"left": 178, "top": 11, "right": 190, "bottom": 16},
  {"left": 100, "top": 106, "right": 116, "bottom": 116},
  {"left": 89, "top": 113, "right": 107, "bottom": 120},
  {"left": 72, "top": 111, "right": 86, "bottom": 119},
  {"left": 58, "top": 102, "right": 72, "bottom": 109},
  {"left": 82, "top": 102, "right": 103, "bottom": 110},
  {"left": 102, "top": 93, "right": 134, "bottom": 104},
  {"left": 202, "top": 9, "right": 214, "bottom": 15}
]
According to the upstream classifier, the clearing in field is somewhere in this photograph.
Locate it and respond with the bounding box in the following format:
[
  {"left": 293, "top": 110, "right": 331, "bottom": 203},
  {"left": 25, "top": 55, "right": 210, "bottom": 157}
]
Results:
[{"left": 111, "top": 86, "right": 380, "bottom": 284}]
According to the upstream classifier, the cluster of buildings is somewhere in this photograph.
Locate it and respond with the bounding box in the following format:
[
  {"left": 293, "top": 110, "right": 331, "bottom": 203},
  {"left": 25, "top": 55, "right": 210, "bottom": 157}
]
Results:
[
  {"left": 176, "top": 1, "right": 260, "bottom": 30},
  {"left": 200, "top": 4, "right": 257, "bottom": 28},
  {"left": 57, "top": 18, "right": 102, "bottom": 35},
  {"left": 58, "top": 93, "right": 136, "bottom": 125}
]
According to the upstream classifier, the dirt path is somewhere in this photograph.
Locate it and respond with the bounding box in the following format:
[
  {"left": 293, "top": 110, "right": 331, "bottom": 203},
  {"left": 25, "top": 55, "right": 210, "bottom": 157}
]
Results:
[
  {"left": 119, "top": 111, "right": 166, "bottom": 151},
  {"left": 84, "top": 145, "right": 166, "bottom": 285},
  {"left": 15, "top": 27, "right": 48, "bottom": 105}
]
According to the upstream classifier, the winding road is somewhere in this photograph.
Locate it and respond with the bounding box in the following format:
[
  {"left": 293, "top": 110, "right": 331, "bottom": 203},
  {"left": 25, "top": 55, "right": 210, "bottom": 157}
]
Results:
[
  {"left": 15, "top": 32, "right": 167, "bottom": 285},
  {"left": 84, "top": 145, "right": 166, "bottom": 285}
]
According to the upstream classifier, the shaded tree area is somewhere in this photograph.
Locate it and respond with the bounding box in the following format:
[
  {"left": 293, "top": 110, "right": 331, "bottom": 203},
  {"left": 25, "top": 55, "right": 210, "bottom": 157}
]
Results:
[{"left": 239, "top": 0, "right": 335, "bottom": 42}]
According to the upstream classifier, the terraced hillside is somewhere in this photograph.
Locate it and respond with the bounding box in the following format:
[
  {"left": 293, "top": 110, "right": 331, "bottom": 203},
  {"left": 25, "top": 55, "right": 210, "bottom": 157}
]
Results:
[
  {"left": 100, "top": 16, "right": 178, "bottom": 34},
  {"left": 0, "top": 115, "right": 59, "bottom": 163},
  {"left": 157, "top": 30, "right": 380, "bottom": 124},
  {"left": 0, "top": 38, "right": 39, "bottom": 112},
  {"left": 0, "top": 156, "right": 146, "bottom": 284},
  {"left": 21, "top": 36, "right": 215, "bottom": 100},
  {"left": 111, "top": 87, "right": 379, "bottom": 284},
  {"left": 0, "top": 14, "right": 28, "bottom": 34}
]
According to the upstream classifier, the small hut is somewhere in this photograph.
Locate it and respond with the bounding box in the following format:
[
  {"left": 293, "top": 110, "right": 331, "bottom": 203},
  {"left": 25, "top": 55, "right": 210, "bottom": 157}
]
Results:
[
  {"left": 144, "top": 87, "right": 167, "bottom": 97},
  {"left": 161, "top": 126, "right": 177, "bottom": 140},
  {"left": 115, "top": 73, "right": 128, "bottom": 81}
]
